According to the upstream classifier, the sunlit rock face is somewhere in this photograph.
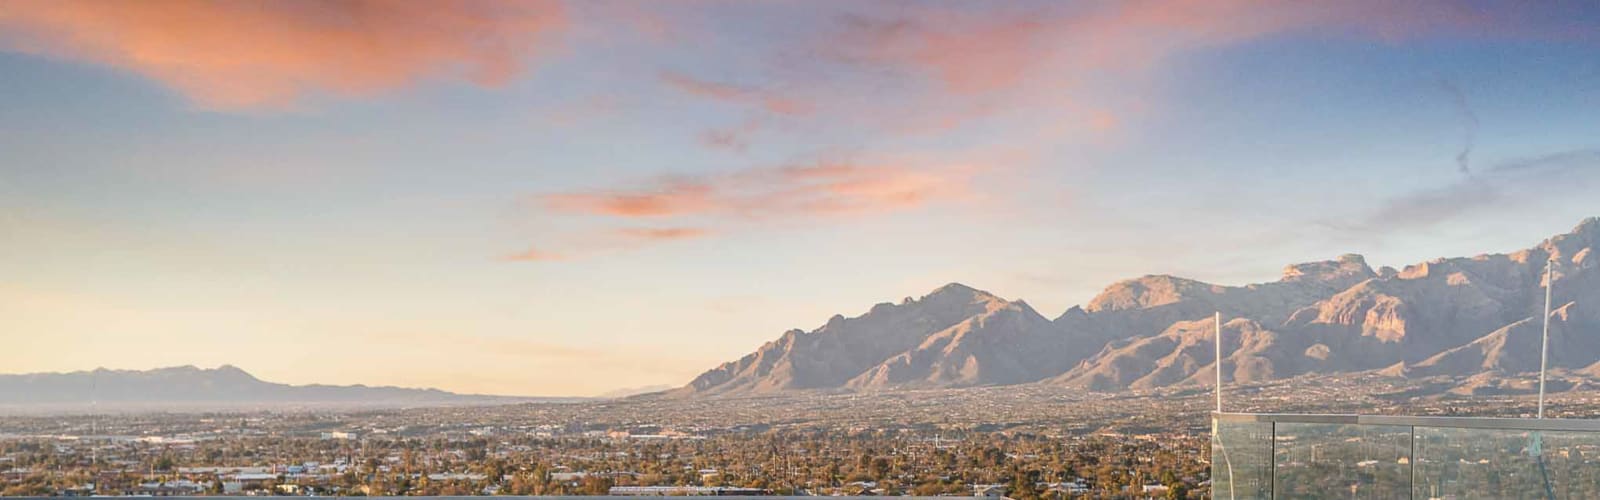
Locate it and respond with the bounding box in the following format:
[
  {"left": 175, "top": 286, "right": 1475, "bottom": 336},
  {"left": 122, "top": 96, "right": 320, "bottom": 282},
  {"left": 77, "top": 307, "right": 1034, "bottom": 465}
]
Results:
[
  {"left": 678, "top": 217, "right": 1600, "bottom": 396},
  {"left": 676, "top": 283, "right": 1105, "bottom": 396}
]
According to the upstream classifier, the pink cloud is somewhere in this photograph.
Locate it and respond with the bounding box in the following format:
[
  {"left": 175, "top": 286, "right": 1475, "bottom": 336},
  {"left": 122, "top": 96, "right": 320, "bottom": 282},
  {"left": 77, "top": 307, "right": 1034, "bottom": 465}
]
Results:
[
  {"left": 544, "top": 180, "right": 716, "bottom": 218},
  {"left": 660, "top": 70, "right": 810, "bottom": 116},
  {"left": 500, "top": 228, "right": 711, "bottom": 263},
  {"left": 502, "top": 247, "right": 565, "bottom": 262},
  {"left": 615, "top": 227, "right": 711, "bottom": 241},
  {"left": 833, "top": 1, "right": 1505, "bottom": 96},
  {"left": 0, "top": 0, "right": 565, "bottom": 110},
  {"left": 774, "top": 0, "right": 1571, "bottom": 146},
  {"left": 659, "top": 71, "right": 796, "bottom": 151},
  {"left": 510, "top": 160, "right": 983, "bottom": 262},
  {"left": 543, "top": 161, "right": 976, "bottom": 221},
  {"left": 576, "top": 1, "right": 680, "bottom": 43}
]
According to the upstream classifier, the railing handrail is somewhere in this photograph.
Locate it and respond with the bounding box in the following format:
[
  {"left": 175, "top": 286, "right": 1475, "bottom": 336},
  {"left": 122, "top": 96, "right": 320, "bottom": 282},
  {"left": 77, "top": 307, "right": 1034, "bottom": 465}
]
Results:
[{"left": 1214, "top": 412, "right": 1600, "bottom": 432}]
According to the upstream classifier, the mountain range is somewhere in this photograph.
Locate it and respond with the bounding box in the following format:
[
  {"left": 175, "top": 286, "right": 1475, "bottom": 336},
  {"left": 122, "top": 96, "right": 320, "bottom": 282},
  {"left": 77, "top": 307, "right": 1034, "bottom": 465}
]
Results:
[
  {"left": 675, "top": 217, "right": 1600, "bottom": 397},
  {"left": 0, "top": 365, "right": 535, "bottom": 411}
]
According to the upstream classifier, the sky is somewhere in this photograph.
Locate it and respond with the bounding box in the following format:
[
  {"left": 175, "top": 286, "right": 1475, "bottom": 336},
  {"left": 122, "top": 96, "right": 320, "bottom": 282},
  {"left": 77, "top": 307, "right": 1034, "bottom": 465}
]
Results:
[{"left": 1, "top": 0, "right": 1598, "bottom": 397}]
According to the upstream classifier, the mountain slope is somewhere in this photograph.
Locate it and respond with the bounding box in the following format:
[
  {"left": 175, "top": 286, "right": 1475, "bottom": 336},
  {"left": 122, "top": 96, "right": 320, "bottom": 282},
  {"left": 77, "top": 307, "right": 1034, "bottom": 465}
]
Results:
[
  {"left": 844, "top": 299, "right": 1073, "bottom": 389},
  {"left": 1060, "top": 217, "right": 1600, "bottom": 390},
  {"left": 678, "top": 216, "right": 1600, "bottom": 397},
  {"left": 1077, "top": 254, "right": 1377, "bottom": 341},
  {"left": 675, "top": 284, "right": 1096, "bottom": 397},
  {"left": 1050, "top": 317, "right": 1293, "bottom": 391}
]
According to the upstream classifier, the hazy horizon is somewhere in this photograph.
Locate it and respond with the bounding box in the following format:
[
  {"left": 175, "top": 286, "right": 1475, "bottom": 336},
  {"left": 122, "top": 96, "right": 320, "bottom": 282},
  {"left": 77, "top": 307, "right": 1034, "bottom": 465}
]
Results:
[
  {"left": 4, "top": 1, "right": 1599, "bottom": 397},
  {"left": 2, "top": 215, "right": 1594, "bottom": 399}
]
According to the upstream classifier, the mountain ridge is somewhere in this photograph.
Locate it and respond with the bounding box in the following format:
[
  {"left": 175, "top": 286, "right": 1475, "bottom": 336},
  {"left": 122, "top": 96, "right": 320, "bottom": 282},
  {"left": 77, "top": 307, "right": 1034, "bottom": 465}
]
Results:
[
  {"left": 677, "top": 217, "right": 1600, "bottom": 397},
  {"left": 0, "top": 364, "right": 540, "bottom": 409}
]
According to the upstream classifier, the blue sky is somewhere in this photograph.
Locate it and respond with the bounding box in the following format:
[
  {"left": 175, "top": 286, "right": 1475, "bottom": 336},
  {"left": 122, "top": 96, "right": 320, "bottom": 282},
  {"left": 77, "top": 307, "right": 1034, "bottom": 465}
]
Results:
[{"left": 1, "top": 1, "right": 1597, "bottom": 396}]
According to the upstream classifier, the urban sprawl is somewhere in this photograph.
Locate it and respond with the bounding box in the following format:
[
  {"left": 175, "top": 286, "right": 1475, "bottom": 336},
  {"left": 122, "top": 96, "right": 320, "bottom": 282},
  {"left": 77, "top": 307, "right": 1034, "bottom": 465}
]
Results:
[{"left": 6, "top": 375, "right": 1600, "bottom": 498}]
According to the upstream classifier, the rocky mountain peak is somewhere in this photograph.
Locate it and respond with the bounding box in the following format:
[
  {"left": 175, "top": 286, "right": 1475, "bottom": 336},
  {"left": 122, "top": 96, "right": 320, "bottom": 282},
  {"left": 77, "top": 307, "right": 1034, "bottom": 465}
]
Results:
[
  {"left": 212, "top": 364, "right": 261, "bottom": 382},
  {"left": 679, "top": 216, "right": 1600, "bottom": 397},
  {"left": 1281, "top": 254, "right": 1375, "bottom": 283},
  {"left": 1574, "top": 216, "right": 1599, "bottom": 237},
  {"left": 1545, "top": 217, "right": 1600, "bottom": 259},
  {"left": 1057, "top": 305, "right": 1089, "bottom": 320},
  {"left": 907, "top": 283, "right": 1013, "bottom": 314},
  {"left": 1085, "top": 275, "right": 1217, "bottom": 313},
  {"left": 922, "top": 282, "right": 998, "bottom": 302}
]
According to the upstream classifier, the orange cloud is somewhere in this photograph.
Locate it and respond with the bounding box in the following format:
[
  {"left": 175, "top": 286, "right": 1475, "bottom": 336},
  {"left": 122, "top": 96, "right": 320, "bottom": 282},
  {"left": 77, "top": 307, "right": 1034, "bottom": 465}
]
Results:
[
  {"left": 501, "top": 227, "right": 710, "bottom": 263},
  {"left": 1087, "top": 109, "right": 1120, "bottom": 133},
  {"left": 510, "top": 160, "right": 981, "bottom": 262},
  {"left": 545, "top": 180, "right": 716, "bottom": 218},
  {"left": 503, "top": 247, "right": 565, "bottom": 262},
  {"left": 833, "top": 12, "right": 1045, "bottom": 95},
  {"left": 616, "top": 227, "right": 711, "bottom": 242},
  {"left": 543, "top": 161, "right": 975, "bottom": 221},
  {"left": 834, "top": 1, "right": 1502, "bottom": 96},
  {"left": 791, "top": 0, "right": 1532, "bottom": 143},
  {"left": 0, "top": 0, "right": 565, "bottom": 110}
]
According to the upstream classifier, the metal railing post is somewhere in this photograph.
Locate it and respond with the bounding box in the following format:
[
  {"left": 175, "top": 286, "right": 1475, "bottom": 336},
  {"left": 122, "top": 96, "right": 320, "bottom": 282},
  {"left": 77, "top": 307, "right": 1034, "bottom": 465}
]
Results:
[
  {"left": 1269, "top": 422, "right": 1276, "bottom": 500},
  {"left": 1538, "top": 258, "right": 1554, "bottom": 419},
  {"left": 1216, "top": 311, "right": 1223, "bottom": 414},
  {"left": 1409, "top": 425, "right": 1417, "bottom": 500}
]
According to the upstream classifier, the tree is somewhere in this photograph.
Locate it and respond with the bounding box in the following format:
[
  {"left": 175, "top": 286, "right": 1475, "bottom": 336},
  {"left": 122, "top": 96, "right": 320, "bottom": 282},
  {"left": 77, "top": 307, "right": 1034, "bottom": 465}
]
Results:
[{"left": 577, "top": 475, "right": 613, "bottom": 495}]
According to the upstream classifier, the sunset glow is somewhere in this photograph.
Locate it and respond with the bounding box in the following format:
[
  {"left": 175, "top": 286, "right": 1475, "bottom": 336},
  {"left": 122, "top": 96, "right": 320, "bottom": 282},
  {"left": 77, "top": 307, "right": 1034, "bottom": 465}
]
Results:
[{"left": 2, "top": 0, "right": 1597, "bottom": 397}]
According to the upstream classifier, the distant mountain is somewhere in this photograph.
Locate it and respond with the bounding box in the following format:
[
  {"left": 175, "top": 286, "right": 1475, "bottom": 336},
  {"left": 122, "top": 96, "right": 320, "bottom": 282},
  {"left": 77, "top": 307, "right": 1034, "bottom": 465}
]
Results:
[
  {"left": 0, "top": 365, "right": 532, "bottom": 409},
  {"left": 597, "top": 384, "right": 675, "bottom": 398},
  {"left": 678, "top": 217, "right": 1600, "bottom": 397},
  {"left": 671, "top": 284, "right": 1109, "bottom": 397}
]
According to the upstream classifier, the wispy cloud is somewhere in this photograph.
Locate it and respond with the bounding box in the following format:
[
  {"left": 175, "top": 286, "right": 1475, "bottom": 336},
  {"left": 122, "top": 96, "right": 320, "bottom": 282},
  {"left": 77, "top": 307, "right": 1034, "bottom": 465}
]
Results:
[
  {"left": 503, "top": 227, "right": 712, "bottom": 263},
  {"left": 1353, "top": 149, "right": 1600, "bottom": 231},
  {"left": 544, "top": 162, "right": 976, "bottom": 220},
  {"left": 827, "top": 1, "right": 1515, "bottom": 97},
  {"left": 660, "top": 70, "right": 809, "bottom": 116},
  {"left": 0, "top": 0, "right": 565, "bottom": 110},
  {"left": 615, "top": 227, "right": 711, "bottom": 242},
  {"left": 543, "top": 179, "right": 714, "bottom": 218},
  {"left": 515, "top": 160, "right": 983, "bottom": 261},
  {"left": 503, "top": 247, "right": 565, "bottom": 263},
  {"left": 1438, "top": 78, "right": 1480, "bottom": 175},
  {"left": 752, "top": 0, "right": 1571, "bottom": 147}
]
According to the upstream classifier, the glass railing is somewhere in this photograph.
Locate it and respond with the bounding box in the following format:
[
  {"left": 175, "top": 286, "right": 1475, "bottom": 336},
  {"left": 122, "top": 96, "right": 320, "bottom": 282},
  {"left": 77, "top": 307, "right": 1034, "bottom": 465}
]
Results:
[{"left": 1212, "top": 413, "right": 1600, "bottom": 499}]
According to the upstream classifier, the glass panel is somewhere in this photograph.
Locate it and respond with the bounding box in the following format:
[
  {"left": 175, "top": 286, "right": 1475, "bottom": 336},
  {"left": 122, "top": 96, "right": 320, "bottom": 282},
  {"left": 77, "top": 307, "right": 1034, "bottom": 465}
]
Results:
[
  {"left": 1213, "top": 419, "right": 1274, "bottom": 500},
  {"left": 1534, "top": 430, "right": 1600, "bottom": 499},
  {"left": 1216, "top": 417, "right": 1600, "bottom": 499},
  {"left": 1414, "top": 427, "right": 1600, "bottom": 500},
  {"left": 1271, "top": 423, "right": 1411, "bottom": 499}
]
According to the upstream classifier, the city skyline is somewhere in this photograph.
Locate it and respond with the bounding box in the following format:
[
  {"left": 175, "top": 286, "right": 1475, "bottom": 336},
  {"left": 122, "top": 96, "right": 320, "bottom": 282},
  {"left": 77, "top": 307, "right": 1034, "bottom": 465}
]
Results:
[{"left": 3, "top": 1, "right": 1600, "bottom": 396}]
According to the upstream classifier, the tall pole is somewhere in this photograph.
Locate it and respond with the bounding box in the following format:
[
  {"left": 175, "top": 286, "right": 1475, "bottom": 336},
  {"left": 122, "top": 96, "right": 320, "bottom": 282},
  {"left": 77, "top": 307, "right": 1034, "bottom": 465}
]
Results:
[
  {"left": 1211, "top": 310, "right": 1235, "bottom": 500},
  {"left": 1215, "top": 311, "right": 1223, "bottom": 414},
  {"left": 1538, "top": 259, "right": 1554, "bottom": 419},
  {"left": 1534, "top": 258, "right": 1558, "bottom": 499}
]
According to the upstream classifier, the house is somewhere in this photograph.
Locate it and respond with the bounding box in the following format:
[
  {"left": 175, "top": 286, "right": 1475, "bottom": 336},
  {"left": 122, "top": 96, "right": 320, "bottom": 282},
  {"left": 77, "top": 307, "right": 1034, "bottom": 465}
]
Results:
[
  {"left": 973, "top": 484, "right": 1008, "bottom": 497},
  {"left": 136, "top": 480, "right": 206, "bottom": 496}
]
